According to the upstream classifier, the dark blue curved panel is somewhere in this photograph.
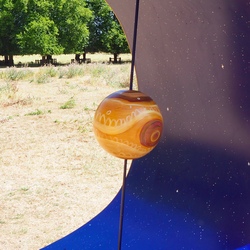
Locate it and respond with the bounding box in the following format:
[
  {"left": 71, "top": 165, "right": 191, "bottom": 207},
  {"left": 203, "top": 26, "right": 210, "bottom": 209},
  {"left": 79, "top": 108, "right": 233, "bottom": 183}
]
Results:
[
  {"left": 42, "top": 140, "right": 250, "bottom": 249},
  {"left": 42, "top": 0, "right": 250, "bottom": 249}
]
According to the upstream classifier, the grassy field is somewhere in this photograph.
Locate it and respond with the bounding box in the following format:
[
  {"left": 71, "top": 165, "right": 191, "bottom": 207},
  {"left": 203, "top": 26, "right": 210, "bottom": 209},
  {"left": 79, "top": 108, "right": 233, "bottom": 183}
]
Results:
[
  {"left": 0, "top": 58, "right": 134, "bottom": 249},
  {"left": 0, "top": 53, "right": 132, "bottom": 66}
]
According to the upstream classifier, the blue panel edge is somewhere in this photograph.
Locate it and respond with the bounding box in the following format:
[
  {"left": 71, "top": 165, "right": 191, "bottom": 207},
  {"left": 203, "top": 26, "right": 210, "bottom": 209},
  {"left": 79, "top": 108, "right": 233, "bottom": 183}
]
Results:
[{"left": 236, "top": 245, "right": 250, "bottom": 250}]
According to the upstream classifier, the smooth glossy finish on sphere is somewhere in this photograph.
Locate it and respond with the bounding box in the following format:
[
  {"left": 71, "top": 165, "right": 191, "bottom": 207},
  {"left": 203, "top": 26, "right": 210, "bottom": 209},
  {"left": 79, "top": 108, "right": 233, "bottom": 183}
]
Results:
[{"left": 93, "top": 90, "right": 163, "bottom": 159}]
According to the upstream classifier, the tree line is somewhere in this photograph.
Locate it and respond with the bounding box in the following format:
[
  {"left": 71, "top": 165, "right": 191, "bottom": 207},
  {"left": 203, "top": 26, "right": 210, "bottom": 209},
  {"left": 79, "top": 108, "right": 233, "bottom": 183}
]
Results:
[{"left": 0, "top": 0, "right": 129, "bottom": 66}]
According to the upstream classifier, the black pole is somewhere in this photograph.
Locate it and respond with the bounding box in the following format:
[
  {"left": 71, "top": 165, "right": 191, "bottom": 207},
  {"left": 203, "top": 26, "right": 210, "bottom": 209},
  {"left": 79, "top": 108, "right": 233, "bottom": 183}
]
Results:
[
  {"left": 118, "top": 1, "right": 140, "bottom": 249},
  {"left": 129, "top": 0, "right": 140, "bottom": 91},
  {"left": 117, "top": 159, "right": 128, "bottom": 250}
]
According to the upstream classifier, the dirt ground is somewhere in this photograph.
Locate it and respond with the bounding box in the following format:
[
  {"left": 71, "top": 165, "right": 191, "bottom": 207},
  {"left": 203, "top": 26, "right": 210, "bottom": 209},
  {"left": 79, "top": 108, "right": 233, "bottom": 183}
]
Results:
[{"left": 0, "top": 69, "right": 130, "bottom": 249}]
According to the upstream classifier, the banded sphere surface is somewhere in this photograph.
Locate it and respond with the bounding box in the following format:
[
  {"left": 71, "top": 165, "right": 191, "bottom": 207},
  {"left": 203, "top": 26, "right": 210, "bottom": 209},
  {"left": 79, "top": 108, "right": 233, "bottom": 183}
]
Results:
[{"left": 93, "top": 90, "right": 163, "bottom": 159}]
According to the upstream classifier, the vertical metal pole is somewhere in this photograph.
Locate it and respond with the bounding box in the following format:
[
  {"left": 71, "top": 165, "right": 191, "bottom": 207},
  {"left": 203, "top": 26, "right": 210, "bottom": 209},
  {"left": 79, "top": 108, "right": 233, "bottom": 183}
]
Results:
[
  {"left": 118, "top": 159, "right": 128, "bottom": 250},
  {"left": 129, "top": 0, "right": 140, "bottom": 91},
  {"left": 118, "top": 0, "right": 140, "bottom": 249}
]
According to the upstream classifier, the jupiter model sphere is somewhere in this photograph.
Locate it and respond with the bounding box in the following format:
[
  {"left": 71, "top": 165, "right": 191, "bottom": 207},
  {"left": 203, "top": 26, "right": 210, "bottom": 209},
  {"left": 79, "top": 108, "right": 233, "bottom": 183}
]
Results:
[{"left": 93, "top": 90, "right": 163, "bottom": 159}]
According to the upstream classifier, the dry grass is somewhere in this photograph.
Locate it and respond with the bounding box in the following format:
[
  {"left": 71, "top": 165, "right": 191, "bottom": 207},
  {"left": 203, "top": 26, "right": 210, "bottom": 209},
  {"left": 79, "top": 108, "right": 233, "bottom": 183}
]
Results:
[
  {"left": 0, "top": 61, "right": 135, "bottom": 249},
  {"left": 0, "top": 53, "right": 131, "bottom": 66}
]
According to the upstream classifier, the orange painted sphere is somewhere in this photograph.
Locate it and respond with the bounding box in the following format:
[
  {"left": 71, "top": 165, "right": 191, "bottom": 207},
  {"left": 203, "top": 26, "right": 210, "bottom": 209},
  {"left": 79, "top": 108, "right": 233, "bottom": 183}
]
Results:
[{"left": 93, "top": 90, "right": 163, "bottom": 159}]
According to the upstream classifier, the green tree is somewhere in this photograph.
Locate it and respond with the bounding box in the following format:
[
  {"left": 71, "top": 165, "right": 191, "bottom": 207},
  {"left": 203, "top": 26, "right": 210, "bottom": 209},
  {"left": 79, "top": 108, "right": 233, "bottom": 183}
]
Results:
[
  {"left": 16, "top": 0, "right": 63, "bottom": 64},
  {"left": 0, "top": 0, "right": 27, "bottom": 66},
  {"left": 86, "top": 0, "right": 129, "bottom": 63},
  {"left": 103, "top": 12, "right": 130, "bottom": 63},
  {"left": 17, "top": 0, "right": 91, "bottom": 64},
  {"left": 54, "top": 0, "right": 92, "bottom": 54},
  {"left": 86, "top": 0, "right": 111, "bottom": 53},
  {"left": 0, "top": 0, "right": 92, "bottom": 65},
  {"left": 17, "top": 16, "right": 63, "bottom": 56}
]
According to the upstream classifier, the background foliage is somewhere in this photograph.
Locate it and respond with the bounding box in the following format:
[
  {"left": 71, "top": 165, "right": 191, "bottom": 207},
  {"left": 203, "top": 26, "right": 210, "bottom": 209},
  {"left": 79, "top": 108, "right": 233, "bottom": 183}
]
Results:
[{"left": 0, "top": 0, "right": 129, "bottom": 65}]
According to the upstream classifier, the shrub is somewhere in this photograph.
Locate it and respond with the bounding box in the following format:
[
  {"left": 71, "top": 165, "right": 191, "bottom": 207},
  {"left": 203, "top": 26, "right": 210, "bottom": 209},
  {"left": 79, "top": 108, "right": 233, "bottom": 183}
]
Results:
[
  {"left": 60, "top": 97, "right": 76, "bottom": 109},
  {"left": 3, "top": 67, "right": 33, "bottom": 81},
  {"left": 44, "top": 66, "right": 57, "bottom": 77},
  {"left": 25, "top": 109, "right": 44, "bottom": 116},
  {"left": 0, "top": 82, "right": 18, "bottom": 103},
  {"left": 99, "top": 64, "right": 132, "bottom": 88},
  {"left": 65, "top": 64, "right": 85, "bottom": 78}
]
